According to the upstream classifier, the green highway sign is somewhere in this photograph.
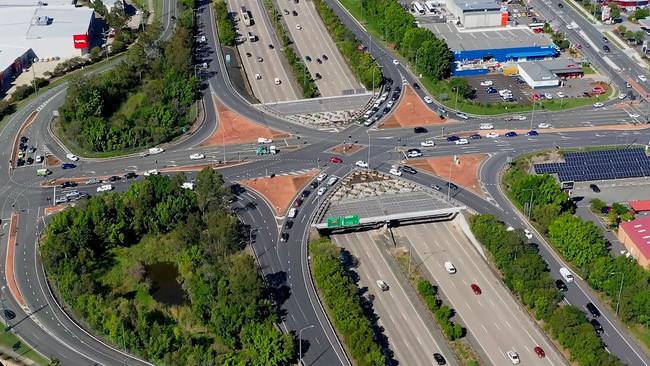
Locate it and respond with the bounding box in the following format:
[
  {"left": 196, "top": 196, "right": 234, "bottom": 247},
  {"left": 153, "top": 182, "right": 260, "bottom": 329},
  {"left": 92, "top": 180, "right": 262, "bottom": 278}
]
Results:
[{"left": 326, "top": 215, "right": 360, "bottom": 228}]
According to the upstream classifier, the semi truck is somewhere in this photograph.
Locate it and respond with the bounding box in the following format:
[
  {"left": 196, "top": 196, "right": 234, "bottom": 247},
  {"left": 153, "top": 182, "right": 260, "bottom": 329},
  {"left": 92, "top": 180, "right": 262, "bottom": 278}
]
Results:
[{"left": 256, "top": 146, "right": 277, "bottom": 155}]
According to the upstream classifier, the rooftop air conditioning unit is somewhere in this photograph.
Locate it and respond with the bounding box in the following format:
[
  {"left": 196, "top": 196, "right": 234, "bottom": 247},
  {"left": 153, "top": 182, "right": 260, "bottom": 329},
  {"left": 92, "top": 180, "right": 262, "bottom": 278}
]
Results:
[{"left": 34, "top": 16, "right": 50, "bottom": 26}]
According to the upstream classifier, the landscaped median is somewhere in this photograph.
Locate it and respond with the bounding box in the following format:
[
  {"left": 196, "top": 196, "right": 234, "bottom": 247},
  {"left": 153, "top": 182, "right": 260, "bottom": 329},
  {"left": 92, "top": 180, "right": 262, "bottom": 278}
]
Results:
[
  {"left": 309, "top": 238, "right": 386, "bottom": 366},
  {"left": 500, "top": 150, "right": 650, "bottom": 355}
]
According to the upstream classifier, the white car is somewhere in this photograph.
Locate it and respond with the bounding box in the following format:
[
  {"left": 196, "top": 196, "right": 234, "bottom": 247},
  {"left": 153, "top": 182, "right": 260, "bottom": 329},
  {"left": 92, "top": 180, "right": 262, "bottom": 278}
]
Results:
[
  {"left": 544, "top": 93, "right": 553, "bottom": 99},
  {"left": 639, "top": 74, "right": 647, "bottom": 82},
  {"left": 479, "top": 80, "right": 493, "bottom": 86},
  {"left": 200, "top": 35, "right": 207, "bottom": 42},
  {"left": 507, "top": 351, "right": 520, "bottom": 364},
  {"left": 189, "top": 153, "right": 205, "bottom": 160},
  {"left": 389, "top": 168, "right": 402, "bottom": 176},
  {"left": 593, "top": 102, "right": 604, "bottom": 108},
  {"left": 317, "top": 187, "right": 327, "bottom": 196},
  {"left": 317, "top": 173, "right": 328, "bottom": 182},
  {"left": 97, "top": 184, "right": 113, "bottom": 192},
  {"left": 556, "top": 92, "right": 565, "bottom": 98},
  {"left": 144, "top": 169, "right": 159, "bottom": 176},
  {"left": 386, "top": 101, "right": 394, "bottom": 108},
  {"left": 35, "top": 155, "right": 43, "bottom": 163},
  {"left": 296, "top": 24, "right": 302, "bottom": 30},
  {"left": 629, "top": 113, "right": 640, "bottom": 118},
  {"left": 202, "top": 62, "right": 208, "bottom": 69},
  {"left": 255, "top": 73, "right": 262, "bottom": 80},
  {"left": 392, "top": 59, "right": 399, "bottom": 65},
  {"left": 149, "top": 147, "right": 164, "bottom": 155},
  {"left": 423, "top": 96, "right": 433, "bottom": 104},
  {"left": 524, "top": 229, "right": 533, "bottom": 240},
  {"left": 55, "top": 196, "right": 69, "bottom": 204},
  {"left": 420, "top": 140, "right": 435, "bottom": 147},
  {"left": 455, "top": 138, "right": 469, "bottom": 145},
  {"left": 327, "top": 177, "right": 338, "bottom": 186},
  {"left": 512, "top": 115, "right": 526, "bottom": 121},
  {"left": 619, "top": 93, "right": 627, "bottom": 100},
  {"left": 66, "top": 153, "right": 79, "bottom": 162},
  {"left": 355, "top": 160, "right": 369, "bottom": 168},
  {"left": 376, "top": 280, "right": 389, "bottom": 291},
  {"left": 486, "top": 132, "right": 499, "bottom": 138},
  {"left": 406, "top": 151, "right": 422, "bottom": 158},
  {"left": 479, "top": 123, "right": 494, "bottom": 130}
]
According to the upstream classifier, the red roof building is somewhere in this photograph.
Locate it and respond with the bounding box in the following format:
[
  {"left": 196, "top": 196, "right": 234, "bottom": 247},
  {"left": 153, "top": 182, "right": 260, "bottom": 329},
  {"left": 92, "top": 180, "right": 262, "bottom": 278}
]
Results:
[
  {"left": 618, "top": 217, "right": 650, "bottom": 268},
  {"left": 629, "top": 200, "right": 650, "bottom": 212}
]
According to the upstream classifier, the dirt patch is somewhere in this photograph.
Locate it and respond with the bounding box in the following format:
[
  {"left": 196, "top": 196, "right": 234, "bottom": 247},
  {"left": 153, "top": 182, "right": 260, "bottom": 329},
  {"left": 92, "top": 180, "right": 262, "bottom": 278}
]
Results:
[
  {"left": 201, "top": 96, "right": 289, "bottom": 146},
  {"left": 380, "top": 86, "right": 447, "bottom": 128},
  {"left": 6, "top": 213, "right": 25, "bottom": 307},
  {"left": 329, "top": 143, "right": 365, "bottom": 155},
  {"left": 407, "top": 154, "right": 488, "bottom": 197},
  {"left": 46, "top": 154, "right": 61, "bottom": 167},
  {"left": 239, "top": 170, "right": 318, "bottom": 215},
  {"left": 44, "top": 205, "right": 70, "bottom": 216}
]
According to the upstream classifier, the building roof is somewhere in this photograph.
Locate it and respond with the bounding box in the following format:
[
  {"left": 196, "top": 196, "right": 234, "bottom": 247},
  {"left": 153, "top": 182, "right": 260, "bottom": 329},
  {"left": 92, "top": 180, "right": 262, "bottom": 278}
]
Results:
[
  {"left": 0, "top": 46, "right": 31, "bottom": 70},
  {"left": 518, "top": 58, "right": 582, "bottom": 81},
  {"left": 629, "top": 200, "right": 650, "bottom": 212},
  {"left": 620, "top": 216, "right": 650, "bottom": 260},
  {"left": 0, "top": 0, "right": 75, "bottom": 6},
  {"left": 639, "top": 18, "right": 650, "bottom": 28},
  {"left": 449, "top": 0, "right": 501, "bottom": 12},
  {"left": 425, "top": 23, "right": 554, "bottom": 52},
  {"left": 0, "top": 5, "right": 93, "bottom": 42}
]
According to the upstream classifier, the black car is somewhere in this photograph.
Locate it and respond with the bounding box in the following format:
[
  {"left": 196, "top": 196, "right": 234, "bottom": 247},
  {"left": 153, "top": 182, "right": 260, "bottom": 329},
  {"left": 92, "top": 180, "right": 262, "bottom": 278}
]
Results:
[
  {"left": 19, "top": 143, "right": 27, "bottom": 151},
  {"left": 171, "top": 15, "right": 176, "bottom": 20},
  {"left": 446, "top": 182, "right": 458, "bottom": 190},
  {"left": 124, "top": 172, "right": 137, "bottom": 179},
  {"left": 603, "top": 36, "right": 609, "bottom": 43},
  {"left": 16, "top": 158, "right": 25, "bottom": 167},
  {"left": 268, "top": 44, "right": 275, "bottom": 49},
  {"left": 590, "top": 184, "right": 600, "bottom": 193},
  {"left": 316, "top": 58, "right": 322, "bottom": 64},
  {"left": 60, "top": 181, "right": 77, "bottom": 188},
  {"left": 591, "top": 319, "right": 604, "bottom": 334},
  {"left": 394, "top": 86, "right": 401, "bottom": 93},
  {"left": 433, "top": 353, "right": 446, "bottom": 365},
  {"left": 315, "top": 73, "right": 322, "bottom": 80},
  {"left": 20, "top": 136, "right": 28, "bottom": 143},
  {"left": 603, "top": 45, "right": 611, "bottom": 53},
  {"left": 305, "top": 55, "right": 312, "bottom": 62},
  {"left": 26, "top": 157, "right": 33, "bottom": 165},
  {"left": 301, "top": 190, "right": 311, "bottom": 198},
  {"left": 414, "top": 127, "right": 428, "bottom": 133},
  {"left": 555, "top": 279, "right": 568, "bottom": 292},
  {"left": 280, "top": 232, "right": 290, "bottom": 242},
  {"left": 402, "top": 166, "right": 417, "bottom": 174},
  {"left": 292, "top": 10, "right": 298, "bottom": 15},
  {"left": 284, "top": 220, "right": 294, "bottom": 229},
  {"left": 385, "top": 86, "right": 391, "bottom": 92},
  {"left": 107, "top": 175, "right": 121, "bottom": 182},
  {"left": 586, "top": 302, "right": 601, "bottom": 318},
  {"left": 413, "top": 82, "right": 420, "bottom": 90},
  {"left": 446, "top": 135, "right": 460, "bottom": 142},
  {"left": 558, "top": 2, "right": 563, "bottom": 7},
  {"left": 391, "top": 92, "right": 400, "bottom": 101},
  {"left": 322, "top": 54, "right": 328, "bottom": 60},
  {"left": 382, "top": 107, "right": 391, "bottom": 114},
  {"left": 310, "top": 181, "right": 319, "bottom": 189},
  {"left": 469, "top": 133, "right": 481, "bottom": 139},
  {"left": 246, "top": 52, "right": 252, "bottom": 57}
]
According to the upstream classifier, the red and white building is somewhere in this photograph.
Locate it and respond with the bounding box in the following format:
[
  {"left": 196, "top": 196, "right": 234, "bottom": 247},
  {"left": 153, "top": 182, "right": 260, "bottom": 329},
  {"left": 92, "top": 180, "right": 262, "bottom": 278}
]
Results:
[{"left": 618, "top": 216, "right": 650, "bottom": 268}]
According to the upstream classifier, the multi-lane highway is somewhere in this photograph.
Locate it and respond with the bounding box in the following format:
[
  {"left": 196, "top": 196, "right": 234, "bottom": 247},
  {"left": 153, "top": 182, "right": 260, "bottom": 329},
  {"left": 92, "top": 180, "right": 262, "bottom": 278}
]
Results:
[
  {"left": 279, "top": 0, "right": 363, "bottom": 96},
  {"left": 1, "top": 0, "right": 650, "bottom": 363},
  {"left": 229, "top": 0, "right": 300, "bottom": 102}
]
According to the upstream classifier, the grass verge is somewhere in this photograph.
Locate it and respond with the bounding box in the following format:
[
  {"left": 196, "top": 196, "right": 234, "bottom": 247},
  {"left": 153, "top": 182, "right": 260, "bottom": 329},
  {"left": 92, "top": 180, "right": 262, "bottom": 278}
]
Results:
[{"left": 0, "top": 330, "right": 50, "bottom": 365}]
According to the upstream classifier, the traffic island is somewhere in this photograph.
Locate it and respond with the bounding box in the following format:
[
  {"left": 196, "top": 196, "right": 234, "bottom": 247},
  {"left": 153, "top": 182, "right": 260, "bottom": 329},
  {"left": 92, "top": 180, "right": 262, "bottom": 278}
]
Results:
[
  {"left": 6, "top": 213, "right": 25, "bottom": 308},
  {"left": 407, "top": 154, "right": 488, "bottom": 197},
  {"left": 380, "top": 86, "right": 449, "bottom": 129},
  {"left": 239, "top": 169, "right": 318, "bottom": 215},
  {"left": 328, "top": 143, "right": 364, "bottom": 155},
  {"left": 201, "top": 98, "right": 289, "bottom": 146}
]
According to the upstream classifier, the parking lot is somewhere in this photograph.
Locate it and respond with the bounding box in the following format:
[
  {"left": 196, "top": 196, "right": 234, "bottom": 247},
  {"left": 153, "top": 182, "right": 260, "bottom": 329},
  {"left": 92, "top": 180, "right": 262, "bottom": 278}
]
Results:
[{"left": 465, "top": 74, "right": 531, "bottom": 105}]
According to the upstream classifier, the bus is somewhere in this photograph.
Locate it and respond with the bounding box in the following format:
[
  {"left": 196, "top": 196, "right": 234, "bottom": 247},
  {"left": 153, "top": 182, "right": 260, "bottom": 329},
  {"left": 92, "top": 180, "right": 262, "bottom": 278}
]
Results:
[
  {"left": 241, "top": 6, "right": 252, "bottom": 26},
  {"left": 413, "top": 2, "right": 425, "bottom": 14}
]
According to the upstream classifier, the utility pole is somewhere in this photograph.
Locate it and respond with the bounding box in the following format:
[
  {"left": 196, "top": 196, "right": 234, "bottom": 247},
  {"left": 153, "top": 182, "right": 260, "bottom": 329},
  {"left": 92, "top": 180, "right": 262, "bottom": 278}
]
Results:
[
  {"left": 298, "top": 325, "right": 315, "bottom": 365},
  {"left": 610, "top": 272, "right": 625, "bottom": 315}
]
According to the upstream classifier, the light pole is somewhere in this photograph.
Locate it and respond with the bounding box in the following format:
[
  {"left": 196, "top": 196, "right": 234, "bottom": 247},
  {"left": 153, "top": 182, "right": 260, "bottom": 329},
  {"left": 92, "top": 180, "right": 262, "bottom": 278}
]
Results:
[
  {"left": 522, "top": 188, "right": 534, "bottom": 218},
  {"left": 530, "top": 100, "right": 536, "bottom": 130},
  {"left": 609, "top": 271, "right": 624, "bottom": 315},
  {"left": 31, "top": 58, "right": 38, "bottom": 95},
  {"left": 298, "top": 325, "right": 314, "bottom": 365},
  {"left": 193, "top": 64, "right": 201, "bottom": 77},
  {"left": 367, "top": 130, "right": 371, "bottom": 172}
]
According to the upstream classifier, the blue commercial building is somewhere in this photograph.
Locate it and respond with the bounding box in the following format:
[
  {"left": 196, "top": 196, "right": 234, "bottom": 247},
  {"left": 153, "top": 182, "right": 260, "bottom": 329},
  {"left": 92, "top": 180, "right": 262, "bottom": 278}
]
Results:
[{"left": 427, "top": 23, "right": 559, "bottom": 76}]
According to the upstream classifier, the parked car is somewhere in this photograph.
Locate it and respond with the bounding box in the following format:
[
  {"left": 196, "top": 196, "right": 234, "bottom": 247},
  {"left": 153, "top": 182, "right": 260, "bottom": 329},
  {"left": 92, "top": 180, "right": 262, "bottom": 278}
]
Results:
[
  {"left": 590, "top": 184, "right": 601, "bottom": 193},
  {"left": 446, "top": 182, "right": 458, "bottom": 190}
]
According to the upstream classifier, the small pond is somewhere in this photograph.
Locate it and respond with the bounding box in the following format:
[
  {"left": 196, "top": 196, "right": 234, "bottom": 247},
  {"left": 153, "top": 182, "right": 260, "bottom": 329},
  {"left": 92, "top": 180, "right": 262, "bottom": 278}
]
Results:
[{"left": 147, "top": 262, "right": 188, "bottom": 306}]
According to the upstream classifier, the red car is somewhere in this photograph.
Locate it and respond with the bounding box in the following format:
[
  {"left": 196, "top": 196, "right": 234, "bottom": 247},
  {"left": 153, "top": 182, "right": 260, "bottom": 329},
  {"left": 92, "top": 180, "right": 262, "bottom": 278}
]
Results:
[
  {"left": 330, "top": 156, "right": 343, "bottom": 164},
  {"left": 471, "top": 283, "right": 482, "bottom": 295},
  {"left": 534, "top": 346, "right": 545, "bottom": 358}
]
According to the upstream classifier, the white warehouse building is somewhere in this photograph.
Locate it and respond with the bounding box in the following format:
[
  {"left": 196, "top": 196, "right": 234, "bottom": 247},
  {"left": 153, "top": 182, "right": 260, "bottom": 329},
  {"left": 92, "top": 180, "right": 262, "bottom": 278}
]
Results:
[
  {"left": 445, "top": 0, "right": 505, "bottom": 28},
  {"left": 0, "top": 4, "right": 95, "bottom": 60}
]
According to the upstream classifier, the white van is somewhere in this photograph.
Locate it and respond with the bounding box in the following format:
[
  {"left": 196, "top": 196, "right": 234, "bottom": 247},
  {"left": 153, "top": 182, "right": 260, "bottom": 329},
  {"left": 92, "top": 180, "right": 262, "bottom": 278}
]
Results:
[
  {"left": 444, "top": 261, "right": 456, "bottom": 274},
  {"left": 257, "top": 137, "right": 272, "bottom": 144},
  {"left": 288, "top": 208, "right": 297, "bottom": 218},
  {"left": 559, "top": 267, "right": 574, "bottom": 283}
]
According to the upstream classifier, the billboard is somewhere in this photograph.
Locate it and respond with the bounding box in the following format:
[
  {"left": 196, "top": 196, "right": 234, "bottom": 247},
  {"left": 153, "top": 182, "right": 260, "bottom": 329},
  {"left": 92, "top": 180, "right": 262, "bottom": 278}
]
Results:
[{"left": 73, "top": 34, "right": 89, "bottom": 49}]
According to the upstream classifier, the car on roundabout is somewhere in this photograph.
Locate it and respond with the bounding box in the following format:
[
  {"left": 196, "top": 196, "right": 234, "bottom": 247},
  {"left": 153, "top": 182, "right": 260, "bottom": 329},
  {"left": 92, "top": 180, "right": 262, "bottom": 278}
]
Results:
[
  {"left": 317, "top": 187, "right": 327, "bottom": 196},
  {"left": 190, "top": 153, "right": 205, "bottom": 160},
  {"left": 423, "top": 96, "right": 433, "bottom": 104},
  {"left": 486, "top": 132, "right": 499, "bottom": 138},
  {"left": 61, "top": 163, "right": 76, "bottom": 169},
  {"left": 389, "top": 168, "right": 402, "bottom": 176},
  {"left": 355, "top": 160, "right": 369, "bottom": 168},
  {"left": 330, "top": 156, "right": 342, "bottom": 164},
  {"left": 66, "top": 153, "right": 79, "bottom": 161},
  {"left": 455, "top": 138, "right": 469, "bottom": 145},
  {"left": 144, "top": 169, "right": 159, "bottom": 176},
  {"left": 537, "top": 123, "right": 551, "bottom": 129},
  {"left": 420, "top": 140, "right": 435, "bottom": 147},
  {"left": 317, "top": 173, "right": 328, "bottom": 182},
  {"left": 505, "top": 131, "right": 518, "bottom": 137},
  {"left": 593, "top": 102, "right": 604, "bottom": 108}
]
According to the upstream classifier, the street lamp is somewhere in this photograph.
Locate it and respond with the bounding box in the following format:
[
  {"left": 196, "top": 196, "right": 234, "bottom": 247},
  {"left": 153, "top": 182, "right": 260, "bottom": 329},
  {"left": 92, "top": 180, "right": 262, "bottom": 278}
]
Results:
[
  {"left": 367, "top": 130, "right": 371, "bottom": 172},
  {"left": 193, "top": 64, "right": 201, "bottom": 77},
  {"left": 609, "top": 271, "right": 625, "bottom": 315},
  {"left": 31, "top": 58, "right": 39, "bottom": 95},
  {"left": 248, "top": 227, "right": 259, "bottom": 245},
  {"left": 298, "top": 325, "right": 314, "bottom": 365},
  {"left": 522, "top": 188, "right": 534, "bottom": 218}
]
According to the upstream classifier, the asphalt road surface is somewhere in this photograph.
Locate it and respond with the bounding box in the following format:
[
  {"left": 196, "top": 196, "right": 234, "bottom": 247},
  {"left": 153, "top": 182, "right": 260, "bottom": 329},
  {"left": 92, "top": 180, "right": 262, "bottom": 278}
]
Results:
[
  {"left": 228, "top": 0, "right": 300, "bottom": 102},
  {"left": 332, "top": 231, "right": 459, "bottom": 366},
  {"left": 280, "top": 0, "right": 363, "bottom": 96},
  {"left": 392, "top": 220, "right": 567, "bottom": 366}
]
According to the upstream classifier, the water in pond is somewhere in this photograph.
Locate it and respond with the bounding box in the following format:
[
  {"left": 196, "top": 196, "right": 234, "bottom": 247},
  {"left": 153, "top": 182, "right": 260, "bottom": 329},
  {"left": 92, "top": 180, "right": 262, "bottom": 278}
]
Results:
[{"left": 147, "top": 262, "right": 188, "bottom": 306}]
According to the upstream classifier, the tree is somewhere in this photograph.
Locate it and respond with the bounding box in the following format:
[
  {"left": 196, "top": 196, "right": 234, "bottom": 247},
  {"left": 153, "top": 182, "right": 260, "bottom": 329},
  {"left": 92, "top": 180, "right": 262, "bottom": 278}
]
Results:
[
  {"left": 590, "top": 198, "right": 607, "bottom": 213},
  {"left": 634, "top": 30, "right": 646, "bottom": 44},
  {"left": 547, "top": 214, "right": 607, "bottom": 267},
  {"left": 240, "top": 322, "right": 295, "bottom": 365},
  {"left": 635, "top": 8, "right": 650, "bottom": 19},
  {"left": 448, "top": 78, "right": 473, "bottom": 99},
  {"left": 608, "top": 3, "right": 621, "bottom": 19}
]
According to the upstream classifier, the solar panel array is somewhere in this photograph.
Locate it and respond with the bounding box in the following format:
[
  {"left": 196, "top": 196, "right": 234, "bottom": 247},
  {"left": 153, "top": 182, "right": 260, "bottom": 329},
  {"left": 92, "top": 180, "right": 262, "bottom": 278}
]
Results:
[{"left": 534, "top": 148, "right": 650, "bottom": 182}]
